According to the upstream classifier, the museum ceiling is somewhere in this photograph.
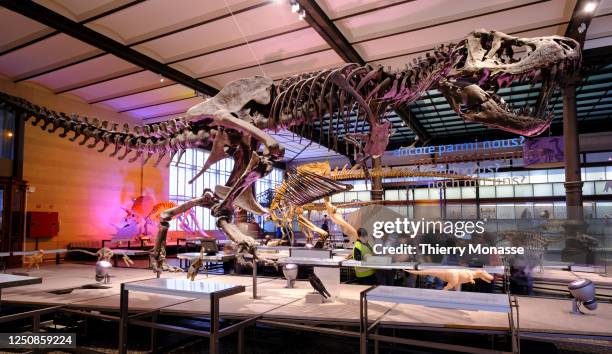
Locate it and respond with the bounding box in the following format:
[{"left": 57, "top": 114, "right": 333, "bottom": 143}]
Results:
[{"left": 0, "top": 0, "right": 610, "bottom": 160}]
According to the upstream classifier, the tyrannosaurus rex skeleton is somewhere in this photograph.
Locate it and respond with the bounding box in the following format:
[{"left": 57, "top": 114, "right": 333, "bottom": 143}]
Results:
[{"left": 0, "top": 30, "right": 580, "bottom": 275}]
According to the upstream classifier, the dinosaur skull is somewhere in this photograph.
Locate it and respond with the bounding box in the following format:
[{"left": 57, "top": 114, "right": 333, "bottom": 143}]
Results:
[
  {"left": 440, "top": 29, "right": 580, "bottom": 136},
  {"left": 474, "top": 269, "right": 494, "bottom": 283}
]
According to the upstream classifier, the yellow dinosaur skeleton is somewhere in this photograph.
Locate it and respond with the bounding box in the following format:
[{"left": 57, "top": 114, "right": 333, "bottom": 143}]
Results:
[
  {"left": 270, "top": 162, "right": 478, "bottom": 245},
  {"left": 23, "top": 250, "right": 45, "bottom": 271}
]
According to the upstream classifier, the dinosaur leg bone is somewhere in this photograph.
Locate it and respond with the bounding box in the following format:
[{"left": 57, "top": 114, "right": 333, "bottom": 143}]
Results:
[
  {"left": 324, "top": 197, "right": 358, "bottom": 242},
  {"left": 213, "top": 151, "right": 274, "bottom": 217},
  {"left": 150, "top": 189, "right": 218, "bottom": 274},
  {"left": 214, "top": 143, "right": 269, "bottom": 216},
  {"left": 297, "top": 214, "right": 328, "bottom": 244},
  {"left": 217, "top": 217, "right": 257, "bottom": 253}
]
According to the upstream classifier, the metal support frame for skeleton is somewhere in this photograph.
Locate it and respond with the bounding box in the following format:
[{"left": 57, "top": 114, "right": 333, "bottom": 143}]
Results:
[{"left": 0, "top": 30, "right": 580, "bottom": 276}]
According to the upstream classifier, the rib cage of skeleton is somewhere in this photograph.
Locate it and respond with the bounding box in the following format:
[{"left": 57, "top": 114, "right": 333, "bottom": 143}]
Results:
[{"left": 0, "top": 30, "right": 581, "bottom": 275}]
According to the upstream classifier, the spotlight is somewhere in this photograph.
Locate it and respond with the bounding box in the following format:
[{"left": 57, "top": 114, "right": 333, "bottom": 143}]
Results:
[
  {"left": 282, "top": 263, "right": 298, "bottom": 288},
  {"left": 568, "top": 278, "right": 597, "bottom": 314},
  {"left": 6, "top": 131, "right": 12, "bottom": 138},
  {"left": 291, "top": 3, "right": 300, "bottom": 13},
  {"left": 584, "top": 2, "right": 597, "bottom": 13},
  {"left": 298, "top": 10, "right": 306, "bottom": 21}
]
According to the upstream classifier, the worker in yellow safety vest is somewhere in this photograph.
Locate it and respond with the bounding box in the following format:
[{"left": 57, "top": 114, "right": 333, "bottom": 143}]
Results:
[{"left": 352, "top": 228, "right": 377, "bottom": 285}]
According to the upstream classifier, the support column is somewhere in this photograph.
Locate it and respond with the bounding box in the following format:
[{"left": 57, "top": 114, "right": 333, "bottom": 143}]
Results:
[
  {"left": 562, "top": 77, "right": 589, "bottom": 263},
  {"left": 563, "top": 78, "right": 583, "bottom": 220},
  {"left": 370, "top": 157, "right": 383, "bottom": 201}
]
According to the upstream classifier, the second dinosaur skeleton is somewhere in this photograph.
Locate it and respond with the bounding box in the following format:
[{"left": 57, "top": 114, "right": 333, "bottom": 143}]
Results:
[
  {"left": 268, "top": 169, "right": 353, "bottom": 246},
  {"left": 405, "top": 268, "right": 494, "bottom": 291},
  {"left": 270, "top": 161, "right": 480, "bottom": 245},
  {"left": 0, "top": 30, "right": 580, "bottom": 275}
]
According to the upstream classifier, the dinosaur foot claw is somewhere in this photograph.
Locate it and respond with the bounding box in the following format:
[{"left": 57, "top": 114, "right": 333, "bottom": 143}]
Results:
[
  {"left": 160, "top": 263, "right": 184, "bottom": 272},
  {"left": 237, "top": 239, "right": 257, "bottom": 254},
  {"left": 150, "top": 259, "right": 183, "bottom": 273}
]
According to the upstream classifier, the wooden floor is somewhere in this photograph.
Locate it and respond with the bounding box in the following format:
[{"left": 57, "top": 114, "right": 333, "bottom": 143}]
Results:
[{"left": 3, "top": 263, "right": 612, "bottom": 339}]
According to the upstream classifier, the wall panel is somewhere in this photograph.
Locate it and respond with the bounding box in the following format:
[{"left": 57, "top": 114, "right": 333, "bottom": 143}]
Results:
[{"left": 0, "top": 78, "right": 168, "bottom": 252}]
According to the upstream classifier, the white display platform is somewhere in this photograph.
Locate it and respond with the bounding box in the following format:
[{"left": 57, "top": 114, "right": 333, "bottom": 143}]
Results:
[
  {"left": 331, "top": 249, "right": 352, "bottom": 257},
  {"left": 367, "top": 286, "right": 510, "bottom": 313},
  {"left": 177, "top": 251, "right": 236, "bottom": 262},
  {"left": 0, "top": 273, "right": 42, "bottom": 305},
  {"left": 341, "top": 260, "right": 416, "bottom": 270},
  {"left": 290, "top": 248, "right": 331, "bottom": 259},
  {"left": 0, "top": 273, "right": 42, "bottom": 288},
  {"left": 278, "top": 257, "right": 342, "bottom": 267},
  {"left": 416, "top": 263, "right": 505, "bottom": 274},
  {"left": 124, "top": 278, "right": 244, "bottom": 299},
  {"left": 120, "top": 278, "right": 248, "bottom": 354}
]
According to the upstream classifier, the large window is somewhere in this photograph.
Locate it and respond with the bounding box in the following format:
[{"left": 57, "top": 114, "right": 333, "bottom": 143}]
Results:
[
  {"left": 0, "top": 108, "right": 16, "bottom": 177},
  {"left": 169, "top": 149, "right": 283, "bottom": 231}
]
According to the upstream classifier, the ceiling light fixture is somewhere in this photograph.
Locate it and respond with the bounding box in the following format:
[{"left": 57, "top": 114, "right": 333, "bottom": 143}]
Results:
[
  {"left": 298, "top": 9, "right": 306, "bottom": 20},
  {"left": 291, "top": 2, "right": 300, "bottom": 13},
  {"left": 584, "top": 1, "right": 597, "bottom": 13}
]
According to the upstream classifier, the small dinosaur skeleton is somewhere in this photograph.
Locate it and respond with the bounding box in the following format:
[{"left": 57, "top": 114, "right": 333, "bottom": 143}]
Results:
[
  {"left": 23, "top": 250, "right": 45, "bottom": 271},
  {"left": 405, "top": 268, "right": 494, "bottom": 291},
  {"left": 0, "top": 30, "right": 580, "bottom": 275}
]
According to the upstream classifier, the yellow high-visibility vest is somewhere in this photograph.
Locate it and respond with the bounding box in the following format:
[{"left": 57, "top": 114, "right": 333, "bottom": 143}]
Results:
[{"left": 353, "top": 240, "right": 376, "bottom": 278}]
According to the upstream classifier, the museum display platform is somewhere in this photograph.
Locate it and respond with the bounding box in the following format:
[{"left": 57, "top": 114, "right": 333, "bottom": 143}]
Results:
[{"left": 1, "top": 263, "right": 610, "bottom": 348}]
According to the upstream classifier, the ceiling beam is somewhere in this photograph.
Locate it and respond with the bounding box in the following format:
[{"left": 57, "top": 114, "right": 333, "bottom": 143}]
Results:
[
  {"left": 0, "top": 0, "right": 219, "bottom": 97},
  {"left": 565, "top": 0, "right": 601, "bottom": 46},
  {"left": 8, "top": 1, "right": 275, "bottom": 83},
  {"left": 395, "top": 104, "right": 431, "bottom": 144},
  {"left": 0, "top": 0, "right": 147, "bottom": 57},
  {"left": 296, "top": 0, "right": 365, "bottom": 65},
  {"left": 58, "top": 26, "right": 313, "bottom": 96},
  {"left": 297, "top": 124, "right": 349, "bottom": 157}
]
